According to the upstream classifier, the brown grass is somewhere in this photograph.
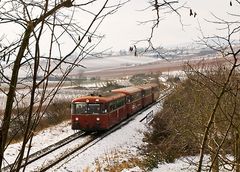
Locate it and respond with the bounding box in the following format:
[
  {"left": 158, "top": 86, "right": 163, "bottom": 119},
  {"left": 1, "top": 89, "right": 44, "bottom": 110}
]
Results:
[
  {"left": 83, "top": 149, "right": 144, "bottom": 172},
  {"left": 7, "top": 99, "right": 71, "bottom": 143}
]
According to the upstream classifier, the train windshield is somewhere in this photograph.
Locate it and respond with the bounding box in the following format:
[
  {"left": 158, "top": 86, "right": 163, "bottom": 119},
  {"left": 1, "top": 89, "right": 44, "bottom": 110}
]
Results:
[
  {"left": 71, "top": 102, "right": 101, "bottom": 114},
  {"left": 88, "top": 104, "right": 101, "bottom": 114},
  {"left": 71, "top": 102, "right": 87, "bottom": 114}
]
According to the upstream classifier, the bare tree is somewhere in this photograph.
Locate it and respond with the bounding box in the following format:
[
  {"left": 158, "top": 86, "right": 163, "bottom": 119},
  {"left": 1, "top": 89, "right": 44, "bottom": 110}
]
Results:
[
  {"left": 145, "top": 2, "right": 240, "bottom": 170},
  {"left": 0, "top": 0, "right": 127, "bottom": 170},
  {"left": 141, "top": 1, "right": 240, "bottom": 171},
  {"left": 194, "top": 2, "right": 240, "bottom": 171},
  {"left": 134, "top": 0, "right": 186, "bottom": 57}
]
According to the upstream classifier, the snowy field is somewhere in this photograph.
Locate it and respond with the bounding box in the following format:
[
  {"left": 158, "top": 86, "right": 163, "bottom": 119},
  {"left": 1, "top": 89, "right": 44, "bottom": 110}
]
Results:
[
  {"left": 3, "top": 99, "right": 199, "bottom": 172},
  {"left": 78, "top": 55, "right": 160, "bottom": 72},
  {"left": 2, "top": 55, "right": 220, "bottom": 171},
  {"left": 1, "top": 55, "right": 160, "bottom": 79}
]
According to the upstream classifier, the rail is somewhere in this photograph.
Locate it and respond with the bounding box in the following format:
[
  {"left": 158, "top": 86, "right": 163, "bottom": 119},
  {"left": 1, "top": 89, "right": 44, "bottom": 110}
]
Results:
[{"left": 2, "top": 83, "right": 173, "bottom": 171}]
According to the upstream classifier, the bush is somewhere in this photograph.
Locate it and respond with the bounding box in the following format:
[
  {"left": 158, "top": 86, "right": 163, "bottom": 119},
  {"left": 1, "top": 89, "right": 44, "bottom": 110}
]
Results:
[
  {"left": 6, "top": 99, "right": 70, "bottom": 143},
  {"left": 41, "top": 99, "right": 70, "bottom": 126},
  {"left": 141, "top": 66, "right": 240, "bottom": 170},
  {"left": 130, "top": 73, "right": 159, "bottom": 85}
]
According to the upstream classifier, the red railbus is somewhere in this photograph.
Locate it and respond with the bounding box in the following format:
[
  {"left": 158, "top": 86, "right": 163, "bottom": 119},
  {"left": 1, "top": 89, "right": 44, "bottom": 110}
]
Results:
[
  {"left": 71, "top": 83, "right": 160, "bottom": 131},
  {"left": 71, "top": 92, "right": 127, "bottom": 131}
]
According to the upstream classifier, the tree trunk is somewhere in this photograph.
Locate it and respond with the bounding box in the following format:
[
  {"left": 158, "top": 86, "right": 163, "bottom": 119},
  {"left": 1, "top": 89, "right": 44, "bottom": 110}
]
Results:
[
  {"left": 210, "top": 134, "right": 219, "bottom": 172},
  {"left": 235, "top": 132, "right": 240, "bottom": 172},
  {"left": 0, "top": 24, "right": 33, "bottom": 169}
]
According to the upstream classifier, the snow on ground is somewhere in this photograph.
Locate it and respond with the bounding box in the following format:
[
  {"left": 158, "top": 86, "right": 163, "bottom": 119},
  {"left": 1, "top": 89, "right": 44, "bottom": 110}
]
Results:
[
  {"left": 152, "top": 157, "right": 198, "bottom": 172},
  {"left": 2, "top": 55, "right": 225, "bottom": 171},
  {"left": 1, "top": 55, "right": 159, "bottom": 80},
  {"left": 3, "top": 121, "right": 75, "bottom": 166},
  {"left": 79, "top": 55, "right": 159, "bottom": 72},
  {"left": 51, "top": 106, "right": 157, "bottom": 172},
  {"left": 3, "top": 95, "right": 197, "bottom": 172}
]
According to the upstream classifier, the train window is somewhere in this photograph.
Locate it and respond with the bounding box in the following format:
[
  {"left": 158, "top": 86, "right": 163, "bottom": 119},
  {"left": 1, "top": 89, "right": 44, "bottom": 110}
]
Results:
[
  {"left": 71, "top": 102, "right": 87, "bottom": 114},
  {"left": 137, "top": 92, "right": 142, "bottom": 99},
  {"left": 88, "top": 103, "right": 101, "bottom": 114},
  {"left": 132, "top": 92, "right": 141, "bottom": 101},
  {"left": 101, "top": 104, "right": 108, "bottom": 113},
  {"left": 109, "top": 102, "right": 116, "bottom": 111},
  {"left": 108, "top": 98, "right": 125, "bottom": 112},
  {"left": 118, "top": 98, "right": 125, "bottom": 107},
  {"left": 126, "top": 96, "right": 131, "bottom": 103}
]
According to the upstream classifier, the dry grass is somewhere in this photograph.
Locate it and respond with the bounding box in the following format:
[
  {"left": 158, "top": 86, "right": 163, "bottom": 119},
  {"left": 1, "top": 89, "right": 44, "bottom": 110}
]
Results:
[
  {"left": 6, "top": 99, "right": 71, "bottom": 143},
  {"left": 83, "top": 149, "right": 144, "bottom": 172}
]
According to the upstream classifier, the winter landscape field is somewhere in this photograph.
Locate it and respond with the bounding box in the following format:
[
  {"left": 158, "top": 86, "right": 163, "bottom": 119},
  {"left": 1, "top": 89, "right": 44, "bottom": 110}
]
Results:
[
  {"left": 3, "top": 87, "right": 198, "bottom": 172},
  {"left": 1, "top": 50, "right": 228, "bottom": 171},
  {"left": 1, "top": 1, "right": 240, "bottom": 171}
]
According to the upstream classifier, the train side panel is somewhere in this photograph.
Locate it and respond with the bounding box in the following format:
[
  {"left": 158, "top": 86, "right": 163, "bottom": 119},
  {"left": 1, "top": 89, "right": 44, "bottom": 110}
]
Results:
[
  {"left": 108, "top": 105, "right": 127, "bottom": 128},
  {"left": 126, "top": 98, "right": 142, "bottom": 116},
  {"left": 143, "top": 83, "right": 160, "bottom": 102},
  {"left": 137, "top": 85, "right": 153, "bottom": 107},
  {"left": 112, "top": 87, "right": 143, "bottom": 117},
  {"left": 151, "top": 83, "right": 160, "bottom": 101}
]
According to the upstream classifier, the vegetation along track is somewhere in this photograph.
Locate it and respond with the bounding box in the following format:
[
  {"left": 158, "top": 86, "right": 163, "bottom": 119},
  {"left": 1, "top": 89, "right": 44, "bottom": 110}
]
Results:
[{"left": 2, "top": 85, "right": 172, "bottom": 172}]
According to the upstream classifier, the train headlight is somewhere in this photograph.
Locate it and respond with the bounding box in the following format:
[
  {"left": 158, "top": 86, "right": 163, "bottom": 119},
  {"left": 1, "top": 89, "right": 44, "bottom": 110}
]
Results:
[
  {"left": 96, "top": 117, "right": 100, "bottom": 121},
  {"left": 75, "top": 117, "right": 79, "bottom": 121}
]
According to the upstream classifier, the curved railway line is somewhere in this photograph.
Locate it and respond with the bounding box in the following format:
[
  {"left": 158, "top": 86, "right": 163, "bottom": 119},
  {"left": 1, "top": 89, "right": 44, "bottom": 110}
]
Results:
[
  {"left": 2, "top": 85, "right": 172, "bottom": 172},
  {"left": 2, "top": 132, "right": 89, "bottom": 171}
]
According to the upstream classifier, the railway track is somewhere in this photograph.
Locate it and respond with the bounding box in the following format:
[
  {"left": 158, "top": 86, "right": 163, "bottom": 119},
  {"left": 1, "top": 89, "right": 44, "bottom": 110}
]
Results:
[
  {"left": 2, "top": 131, "right": 88, "bottom": 172},
  {"left": 39, "top": 132, "right": 103, "bottom": 171},
  {"left": 2, "top": 85, "right": 172, "bottom": 172},
  {"left": 41, "top": 85, "right": 173, "bottom": 171},
  {"left": 41, "top": 108, "right": 151, "bottom": 172},
  {"left": 2, "top": 116, "right": 138, "bottom": 172},
  {"left": 55, "top": 88, "right": 173, "bottom": 170}
]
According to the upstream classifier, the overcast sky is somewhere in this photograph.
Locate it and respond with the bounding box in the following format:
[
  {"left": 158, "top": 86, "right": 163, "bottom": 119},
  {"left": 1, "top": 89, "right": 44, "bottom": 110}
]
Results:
[
  {"left": 96, "top": 0, "right": 240, "bottom": 51},
  {"left": 1, "top": 0, "right": 239, "bottom": 56}
]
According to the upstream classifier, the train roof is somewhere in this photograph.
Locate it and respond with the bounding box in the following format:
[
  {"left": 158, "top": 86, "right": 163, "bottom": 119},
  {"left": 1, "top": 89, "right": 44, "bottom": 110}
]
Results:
[
  {"left": 72, "top": 92, "right": 125, "bottom": 103},
  {"left": 111, "top": 86, "right": 141, "bottom": 95}
]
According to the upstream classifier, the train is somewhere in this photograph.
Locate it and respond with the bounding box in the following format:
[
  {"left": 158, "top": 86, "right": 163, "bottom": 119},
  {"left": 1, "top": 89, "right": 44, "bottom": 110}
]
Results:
[{"left": 71, "top": 83, "right": 160, "bottom": 131}]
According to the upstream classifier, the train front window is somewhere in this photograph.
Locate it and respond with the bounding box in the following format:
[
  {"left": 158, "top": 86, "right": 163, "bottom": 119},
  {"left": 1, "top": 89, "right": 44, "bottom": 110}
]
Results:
[
  {"left": 71, "top": 102, "right": 87, "bottom": 114},
  {"left": 88, "top": 103, "right": 101, "bottom": 114},
  {"left": 72, "top": 102, "right": 101, "bottom": 114}
]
